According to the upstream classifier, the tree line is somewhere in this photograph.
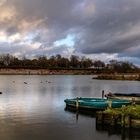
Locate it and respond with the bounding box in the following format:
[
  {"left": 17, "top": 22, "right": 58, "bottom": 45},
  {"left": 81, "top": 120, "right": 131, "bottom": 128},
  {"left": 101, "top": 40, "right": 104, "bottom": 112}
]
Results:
[{"left": 0, "top": 54, "right": 139, "bottom": 73}]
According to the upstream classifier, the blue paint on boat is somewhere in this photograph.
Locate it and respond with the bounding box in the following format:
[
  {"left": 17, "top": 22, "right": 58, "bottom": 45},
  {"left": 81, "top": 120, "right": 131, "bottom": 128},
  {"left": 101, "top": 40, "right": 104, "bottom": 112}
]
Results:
[{"left": 64, "top": 97, "right": 131, "bottom": 111}]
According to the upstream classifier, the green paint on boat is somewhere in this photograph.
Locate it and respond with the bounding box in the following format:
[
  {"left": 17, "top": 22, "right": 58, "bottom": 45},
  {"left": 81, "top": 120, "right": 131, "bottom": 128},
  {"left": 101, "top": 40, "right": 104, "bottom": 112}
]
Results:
[{"left": 64, "top": 97, "right": 131, "bottom": 110}]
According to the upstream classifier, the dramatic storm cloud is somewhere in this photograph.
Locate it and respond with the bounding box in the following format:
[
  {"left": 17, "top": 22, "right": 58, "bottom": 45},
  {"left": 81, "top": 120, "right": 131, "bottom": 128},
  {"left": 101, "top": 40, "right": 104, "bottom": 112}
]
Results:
[{"left": 0, "top": 0, "right": 140, "bottom": 65}]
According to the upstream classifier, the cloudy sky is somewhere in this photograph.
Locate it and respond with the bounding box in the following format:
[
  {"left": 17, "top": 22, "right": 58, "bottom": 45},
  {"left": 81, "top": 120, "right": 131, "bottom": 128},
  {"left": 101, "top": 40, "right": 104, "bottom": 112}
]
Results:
[{"left": 0, "top": 0, "right": 140, "bottom": 65}]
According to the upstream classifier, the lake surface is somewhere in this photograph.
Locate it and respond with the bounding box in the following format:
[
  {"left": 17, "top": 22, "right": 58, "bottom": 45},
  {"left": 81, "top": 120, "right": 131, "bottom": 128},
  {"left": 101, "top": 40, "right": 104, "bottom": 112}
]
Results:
[{"left": 0, "top": 75, "right": 140, "bottom": 140}]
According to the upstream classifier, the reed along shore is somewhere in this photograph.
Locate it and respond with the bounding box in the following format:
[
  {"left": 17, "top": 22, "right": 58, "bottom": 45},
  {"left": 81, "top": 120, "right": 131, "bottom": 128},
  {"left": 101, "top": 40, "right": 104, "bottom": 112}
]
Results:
[{"left": 93, "top": 74, "right": 140, "bottom": 81}]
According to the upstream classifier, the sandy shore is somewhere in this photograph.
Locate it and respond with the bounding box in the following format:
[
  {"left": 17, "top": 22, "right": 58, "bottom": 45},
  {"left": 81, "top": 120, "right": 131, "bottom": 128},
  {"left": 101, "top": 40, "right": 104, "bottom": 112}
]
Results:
[{"left": 0, "top": 68, "right": 93, "bottom": 75}]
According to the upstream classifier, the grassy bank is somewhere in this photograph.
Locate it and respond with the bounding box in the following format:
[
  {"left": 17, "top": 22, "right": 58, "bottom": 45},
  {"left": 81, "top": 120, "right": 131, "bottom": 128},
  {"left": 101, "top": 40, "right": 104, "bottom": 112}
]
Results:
[
  {"left": 93, "top": 74, "right": 140, "bottom": 81},
  {"left": 104, "top": 105, "right": 140, "bottom": 119},
  {"left": 96, "top": 105, "right": 140, "bottom": 128}
]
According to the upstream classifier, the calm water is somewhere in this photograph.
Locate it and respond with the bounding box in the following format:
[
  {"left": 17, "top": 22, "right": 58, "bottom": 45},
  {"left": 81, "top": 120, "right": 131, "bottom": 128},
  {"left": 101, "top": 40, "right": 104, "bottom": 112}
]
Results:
[{"left": 0, "top": 75, "right": 140, "bottom": 140}]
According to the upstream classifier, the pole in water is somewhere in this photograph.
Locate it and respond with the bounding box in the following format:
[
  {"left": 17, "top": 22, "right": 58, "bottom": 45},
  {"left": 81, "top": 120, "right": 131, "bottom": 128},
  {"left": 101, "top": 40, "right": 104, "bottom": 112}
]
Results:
[
  {"left": 132, "top": 97, "right": 136, "bottom": 106},
  {"left": 108, "top": 100, "right": 112, "bottom": 108},
  {"left": 102, "top": 90, "right": 104, "bottom": 98},
  {"left": 76, "top": 97, "right": 79, "bottom": 110}
]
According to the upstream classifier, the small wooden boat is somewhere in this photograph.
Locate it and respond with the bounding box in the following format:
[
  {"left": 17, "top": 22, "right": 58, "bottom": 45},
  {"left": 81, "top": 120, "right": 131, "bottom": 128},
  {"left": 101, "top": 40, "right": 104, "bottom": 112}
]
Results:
[
  {"left": 105, "top": 92, "right": 140, "bottom": 104},
  {"left": 64, "top": 97, "right": 130, "bottom": 111}
]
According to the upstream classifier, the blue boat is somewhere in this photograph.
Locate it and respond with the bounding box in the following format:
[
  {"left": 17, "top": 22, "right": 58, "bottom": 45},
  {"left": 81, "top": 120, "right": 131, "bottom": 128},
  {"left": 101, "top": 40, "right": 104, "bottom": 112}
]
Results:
[{"left": 64, "top": 97, "right": 131, "bottom": 111}]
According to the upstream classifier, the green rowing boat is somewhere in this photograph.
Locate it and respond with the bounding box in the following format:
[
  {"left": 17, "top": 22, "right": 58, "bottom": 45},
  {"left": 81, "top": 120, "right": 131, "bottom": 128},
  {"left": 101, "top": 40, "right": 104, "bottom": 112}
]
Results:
[{"left": 64, "top": 97, "right": 131, "bottom": 111}]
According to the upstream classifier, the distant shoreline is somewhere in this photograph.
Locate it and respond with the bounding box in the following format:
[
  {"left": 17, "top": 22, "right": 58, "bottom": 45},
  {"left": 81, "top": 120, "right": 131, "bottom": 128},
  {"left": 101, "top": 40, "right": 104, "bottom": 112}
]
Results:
[
  {"left": 93, "top": 74, "right": 140, "bottom": 81},
  {"left": 0, "top": 68, "right": 93, "bottom": 75},
  {"left": 0, "top": 68, "right": 140, "bottom": 81}
]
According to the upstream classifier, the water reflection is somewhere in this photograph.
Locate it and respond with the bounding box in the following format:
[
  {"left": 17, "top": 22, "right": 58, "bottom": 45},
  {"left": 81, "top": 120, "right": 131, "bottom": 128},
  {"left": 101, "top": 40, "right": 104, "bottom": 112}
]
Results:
[
  {"left": 65, "top": 106, "right": 140, "bottom": 140},
  {"left": 64, "top": 106, "right": 96, "bottom": 118},
  {"left": 96, "top": 123, "right": 140, "bottom": 140},
  {"left": 0, "top": 75, "right": 140, "bottom": 140}
]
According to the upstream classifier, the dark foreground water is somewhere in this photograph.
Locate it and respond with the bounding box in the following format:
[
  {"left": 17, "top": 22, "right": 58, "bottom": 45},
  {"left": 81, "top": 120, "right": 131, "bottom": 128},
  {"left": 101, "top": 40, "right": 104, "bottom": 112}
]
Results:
[{"left": 0, "top": 75, "right": 140, "bottom": 140}]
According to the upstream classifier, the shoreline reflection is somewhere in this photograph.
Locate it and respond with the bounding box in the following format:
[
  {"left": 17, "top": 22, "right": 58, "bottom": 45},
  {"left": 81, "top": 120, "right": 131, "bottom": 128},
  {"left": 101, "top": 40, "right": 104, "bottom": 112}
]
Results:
[
  {"left": 96, "top": 122, "right": 140, "bottom": 140},
  {"left": 65, "top": 106, "right": 140, "bottom": 140}
]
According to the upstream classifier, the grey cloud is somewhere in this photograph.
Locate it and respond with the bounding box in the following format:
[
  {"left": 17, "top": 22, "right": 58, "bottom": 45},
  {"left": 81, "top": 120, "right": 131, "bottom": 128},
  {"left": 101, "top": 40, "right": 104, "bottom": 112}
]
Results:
[
  {"left": 23, "top": 45, "right": 74, "bottom": 59},
  {"left": 0, "top": 42, "right": 30, "bottom": 55},
  {"left": 118, "top": 45, "right": 140, "bottom": 58},
  {"left": 75, "top": 0, "right": 140, "bottom": 59},
  {"left": 78, "top": 32, "right": 140, "bottom": 54},
  {"left": 1, "top": 0, "right": 140, "bottom": 65}
]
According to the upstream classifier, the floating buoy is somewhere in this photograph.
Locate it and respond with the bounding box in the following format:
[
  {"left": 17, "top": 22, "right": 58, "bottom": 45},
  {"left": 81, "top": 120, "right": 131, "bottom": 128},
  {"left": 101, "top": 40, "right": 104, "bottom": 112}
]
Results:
[
  {"left": 24, "top": 82, "right": 27, "bottom": 84},
  {"left": 0, "top": 92, "right": 2, "bottom": 94}
]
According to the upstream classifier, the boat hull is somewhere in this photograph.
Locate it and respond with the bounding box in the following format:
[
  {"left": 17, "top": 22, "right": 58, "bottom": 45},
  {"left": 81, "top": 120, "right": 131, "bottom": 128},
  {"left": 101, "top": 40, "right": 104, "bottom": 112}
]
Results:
[{"left": 64, "top": 97, "right": 130, "bottom": 111}]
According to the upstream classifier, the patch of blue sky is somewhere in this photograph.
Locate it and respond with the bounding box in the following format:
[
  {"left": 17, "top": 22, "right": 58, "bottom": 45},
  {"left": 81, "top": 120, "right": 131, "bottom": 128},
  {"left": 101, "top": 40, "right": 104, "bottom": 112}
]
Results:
[{"left": 54, "top": 34, "right": 75, "bottom": 47}]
